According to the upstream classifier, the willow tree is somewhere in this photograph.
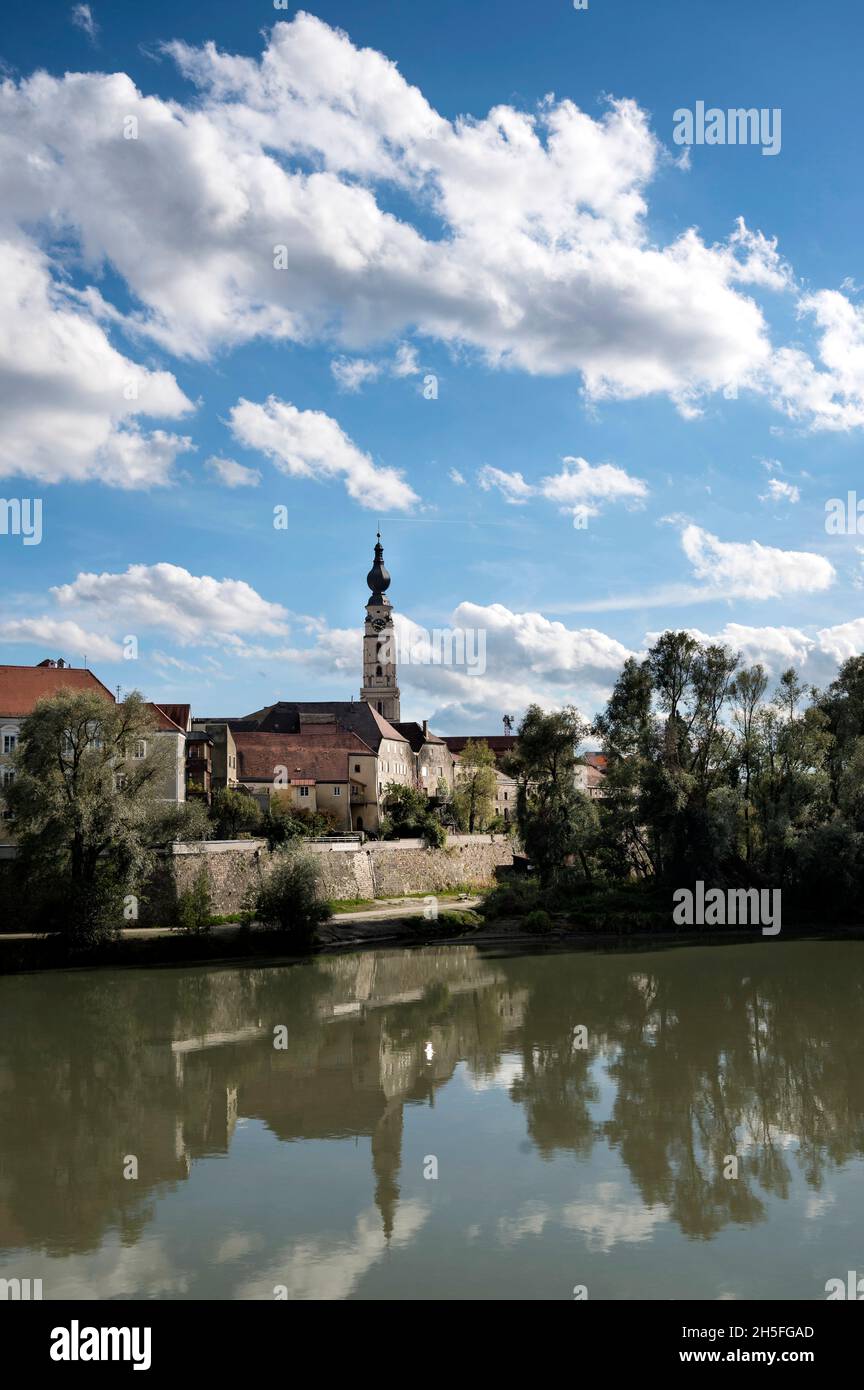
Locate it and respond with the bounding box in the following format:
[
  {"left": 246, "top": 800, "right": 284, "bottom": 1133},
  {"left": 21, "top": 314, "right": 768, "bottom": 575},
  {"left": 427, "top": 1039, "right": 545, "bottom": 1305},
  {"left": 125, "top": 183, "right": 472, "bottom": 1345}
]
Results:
[{"left": 6, "top": 690, "right": 170, "bottom": 942}]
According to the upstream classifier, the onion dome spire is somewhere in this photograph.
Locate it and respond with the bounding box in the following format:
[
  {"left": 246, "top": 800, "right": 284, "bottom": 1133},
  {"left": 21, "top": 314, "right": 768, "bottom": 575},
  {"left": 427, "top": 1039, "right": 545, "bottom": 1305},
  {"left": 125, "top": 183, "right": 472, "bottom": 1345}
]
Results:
[{"left": 366, "top": 530, "right": 391, "bottom": 602}]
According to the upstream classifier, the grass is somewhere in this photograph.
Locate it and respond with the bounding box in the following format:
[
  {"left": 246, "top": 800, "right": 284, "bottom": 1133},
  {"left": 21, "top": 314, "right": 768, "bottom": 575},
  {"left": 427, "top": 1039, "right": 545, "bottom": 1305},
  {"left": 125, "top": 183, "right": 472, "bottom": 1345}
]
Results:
[{"left": 326, "top": 886, "right": 486, "bottom": 913}]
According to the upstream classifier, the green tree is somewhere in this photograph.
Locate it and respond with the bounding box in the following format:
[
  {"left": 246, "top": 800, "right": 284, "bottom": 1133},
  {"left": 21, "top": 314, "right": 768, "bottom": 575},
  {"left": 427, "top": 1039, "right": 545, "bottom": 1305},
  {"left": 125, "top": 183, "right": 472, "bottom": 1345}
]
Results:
[
  {"left": 453, "top": 740, "right": 498, "bottom": 833},
  {"left": 507, "top": 706, "right": 596, "bottom": 884},
  {"left": 210, "top": 786, "right": 262, "bottom": 839},
  {"left": 6, "top": 689, "right": 170, "bottom": 942}
]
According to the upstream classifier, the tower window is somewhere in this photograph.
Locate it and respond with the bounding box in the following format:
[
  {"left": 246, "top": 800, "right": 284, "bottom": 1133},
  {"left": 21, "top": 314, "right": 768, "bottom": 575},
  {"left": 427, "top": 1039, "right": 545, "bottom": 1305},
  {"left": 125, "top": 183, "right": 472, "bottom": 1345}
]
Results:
[{"left": 376, "top": 665, "right": 382, "bottom": 676}]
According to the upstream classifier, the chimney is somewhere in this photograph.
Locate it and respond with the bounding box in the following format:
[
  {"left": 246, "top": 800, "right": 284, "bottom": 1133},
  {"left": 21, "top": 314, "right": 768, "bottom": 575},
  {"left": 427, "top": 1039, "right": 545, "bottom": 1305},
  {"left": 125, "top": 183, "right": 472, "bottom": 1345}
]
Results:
[{"left": 422, "top": 719, "right": 428, "bottom": 738}]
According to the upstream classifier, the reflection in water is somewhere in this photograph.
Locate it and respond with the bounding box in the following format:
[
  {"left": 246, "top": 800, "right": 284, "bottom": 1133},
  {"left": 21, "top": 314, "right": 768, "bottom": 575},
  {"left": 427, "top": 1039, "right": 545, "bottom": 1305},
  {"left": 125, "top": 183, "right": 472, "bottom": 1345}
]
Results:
[{"left": 1, "top": 942, "right": 863, "bottom": 1299}]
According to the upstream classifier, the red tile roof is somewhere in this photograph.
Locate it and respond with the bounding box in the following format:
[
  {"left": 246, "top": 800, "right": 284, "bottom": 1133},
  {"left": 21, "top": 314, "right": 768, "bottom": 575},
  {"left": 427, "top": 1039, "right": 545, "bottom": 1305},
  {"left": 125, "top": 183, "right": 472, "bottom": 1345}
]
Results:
[
  {"left": 155, "top": 703, "right": 191, "bottom": 732},
  {"left": 233, "top": 733, "right": 358, "bottom": 785},
  {"left": 442, "top": 735, "right": 517, "bottom": 766},
  {"left": 146, "top": 703, "right": 189, "bottom": 734},
  {"left": 0, "top": 664, "right": 115, "bottom": 717}
]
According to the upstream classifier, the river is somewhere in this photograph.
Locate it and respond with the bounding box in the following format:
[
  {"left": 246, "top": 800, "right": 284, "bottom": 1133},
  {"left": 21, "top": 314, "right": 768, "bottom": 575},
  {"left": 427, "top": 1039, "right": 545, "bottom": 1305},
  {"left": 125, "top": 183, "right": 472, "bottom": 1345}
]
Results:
[{"left": 1, "top": 939, "right": 861, "bottom": 1300}]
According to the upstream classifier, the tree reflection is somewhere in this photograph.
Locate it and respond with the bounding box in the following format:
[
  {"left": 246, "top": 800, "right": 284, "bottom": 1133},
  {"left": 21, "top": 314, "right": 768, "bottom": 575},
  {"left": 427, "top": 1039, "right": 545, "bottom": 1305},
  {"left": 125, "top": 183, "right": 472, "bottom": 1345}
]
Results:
[{"left": 0, "top": 941, "right": 862, "bottom": 1258}]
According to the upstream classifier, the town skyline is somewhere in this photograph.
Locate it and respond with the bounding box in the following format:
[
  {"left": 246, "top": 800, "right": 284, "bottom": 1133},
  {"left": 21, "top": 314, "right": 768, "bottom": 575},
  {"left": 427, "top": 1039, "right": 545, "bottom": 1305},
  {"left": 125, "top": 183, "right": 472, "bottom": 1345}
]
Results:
[{"left": 2, "top": 1, "right": 864, "bottom": 733}]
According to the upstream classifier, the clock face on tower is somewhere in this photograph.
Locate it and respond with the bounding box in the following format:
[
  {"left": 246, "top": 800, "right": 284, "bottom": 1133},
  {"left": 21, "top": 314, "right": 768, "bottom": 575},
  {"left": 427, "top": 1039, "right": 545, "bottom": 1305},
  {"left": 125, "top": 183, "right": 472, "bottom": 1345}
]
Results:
[{"left": 371, "top": 617, "right": 387, "bottom": 632}]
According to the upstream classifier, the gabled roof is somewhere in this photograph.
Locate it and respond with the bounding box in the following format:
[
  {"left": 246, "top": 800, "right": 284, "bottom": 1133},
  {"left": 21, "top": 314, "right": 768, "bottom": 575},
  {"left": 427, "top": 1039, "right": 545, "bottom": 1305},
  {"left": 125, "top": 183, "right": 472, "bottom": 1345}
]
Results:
[
  {"left": 146, "top": 703, "right": 189, "bottom": 734},
  {"left": 233, "top": 734, "right": 353, "bottom": 785},
  {"left": 0, "top": 663, "right": 115, "bottom": 717},
  {"left": 442, "top": 735, "right": 517, "bottom": 766},
  {"left": 392, "top": 721, "right": 447, "bottom": 752},
  {"left": 232, "top": 701, "right": 409, "bottom": 750},
  {"left": 155, "top": 703, "right": 191, "bottom": 732}
]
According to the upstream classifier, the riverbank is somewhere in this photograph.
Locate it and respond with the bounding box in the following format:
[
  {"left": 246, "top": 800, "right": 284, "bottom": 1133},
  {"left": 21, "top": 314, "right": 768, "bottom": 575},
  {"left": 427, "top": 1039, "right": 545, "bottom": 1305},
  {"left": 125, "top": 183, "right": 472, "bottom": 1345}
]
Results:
[{"left": 2, "top": 899, "right": 863, "bottom": 974}]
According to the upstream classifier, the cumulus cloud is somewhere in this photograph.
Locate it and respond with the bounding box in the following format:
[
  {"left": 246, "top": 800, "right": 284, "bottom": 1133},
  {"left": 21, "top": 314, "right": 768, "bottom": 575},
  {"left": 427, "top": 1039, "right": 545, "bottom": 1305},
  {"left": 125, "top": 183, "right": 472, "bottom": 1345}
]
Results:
[
  {"left": 668, "top": 622, "right": 816, "bottom": 673},
  {"left": 51, "top": 563, "right": 289, "bottom": 642},
  {"left": 0, "top": 239, "right": 194, "bottom": 487},
  {"left": 764, "top": 292, "right": 864, "bottom": 431},
  {"left": 0, "top": 616, "right": 121, "bottom": 663},
  {"left": 478, "top": 465, "right": 534, "bottom": 505},
  {"left": 815, "top": 616, "right": 864, "bottom": 665},
  {"left": 478, "top": 455, "right": 647, "bottom": 519},
  {"left": 679, "top": 524, "right": 835, "bottom": 600},
  {"left": 205, "top": 455, "right": 261, "bottom": 487},
  {"left": 0, "top": 13, "right": 850, "bottom": 426},
  {"left": 227, "top": 396, "right": 419, "bottom": 510},
  {"left": 540, "top": 456, "right": 648, "bottom": 516}
]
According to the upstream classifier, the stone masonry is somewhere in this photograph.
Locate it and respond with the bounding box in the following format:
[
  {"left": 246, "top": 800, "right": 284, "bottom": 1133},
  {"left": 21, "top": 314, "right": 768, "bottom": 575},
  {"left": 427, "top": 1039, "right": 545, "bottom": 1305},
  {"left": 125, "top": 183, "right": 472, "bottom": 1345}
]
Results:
[{"left": 146, "top": 835, "right": 513, "bottom": 922}]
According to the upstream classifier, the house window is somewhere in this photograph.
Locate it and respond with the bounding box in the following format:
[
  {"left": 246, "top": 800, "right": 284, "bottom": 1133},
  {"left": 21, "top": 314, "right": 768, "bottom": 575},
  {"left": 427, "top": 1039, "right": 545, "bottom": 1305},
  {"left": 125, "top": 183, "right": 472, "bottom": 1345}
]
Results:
[
  {"left": 114, "top": 772, "right": 128, "bottom": 791},
  {"left": 133, "top": 740, "right": 147, "bottom": 759},
  {"left": 298, "top": 786, "right": 310, "bottom": 798},
  {"left": 354, "top": 763, "right": 361, "bottom": 773},
  {"left": 2, "top": 734, "right": 17, "bottom": 755},
  {"left": 1, "top": 768, "right": 15, "bottom": 787},
  {"left": 334, "top": 786, "right": 341, "bottom": 796}
]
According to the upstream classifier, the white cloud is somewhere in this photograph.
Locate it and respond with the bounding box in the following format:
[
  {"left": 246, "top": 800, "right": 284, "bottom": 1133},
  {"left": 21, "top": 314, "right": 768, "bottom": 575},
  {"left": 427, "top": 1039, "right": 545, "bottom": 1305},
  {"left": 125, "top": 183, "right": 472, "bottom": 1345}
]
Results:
[
  {"left": 392, "top": 343, "right": 420, "bottom": 377},
  {"left": 228, "top": 397, "right": 419, "bottom": 511},
  {"left": 0, "top": 617, "right": 121, "bottom": 662},
  {"left": 670, "top": 622, "right": 816, "bottom": 673},
  {"left": 680, "top": 524, "right": 835, "bottom": 599},
  {"left": 330, "top": 357, "right": 382, "bottom": 392},
  {"left": 759, "top": 477, "right": 800, "bottom": 504},
  {"left": 0, "top": 15, "right": 844, "bottom": 423},
  {"left": 51, "top": 563, "right": 289, "bottom": 643},
  {"left": 448, "top": 468, "right": 466, "bottom": 486},
  {"left": 762, "top": 292, "right": 864, "bottom": 431},
  {"left": 0, "top": 239, "right": 194, "bottom": 487},
  {"left": 477, "top": 465, "right": 534, "bottom": 504},
  {"left": 206, "top": 455, "right": 261, "bottom": 488},
  {"left": 478, "top": 455, "right": 647, "bottom": 518},
  {"left": 540, "top": 455, "right": 648, "bottom": 515},
  {"left": 70, "top": 4, "right": 97, "bottom": 41},
  {"left": 815, "top": 616, "right": 864, "bottom": 665}
]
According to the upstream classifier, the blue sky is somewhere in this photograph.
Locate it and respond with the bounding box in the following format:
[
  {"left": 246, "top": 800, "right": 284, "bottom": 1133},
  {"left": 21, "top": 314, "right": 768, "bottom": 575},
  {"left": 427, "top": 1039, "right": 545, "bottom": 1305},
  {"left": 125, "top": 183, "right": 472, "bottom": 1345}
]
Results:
[{"left": 1, "top": 0, "right": 863, "bottom": 730}]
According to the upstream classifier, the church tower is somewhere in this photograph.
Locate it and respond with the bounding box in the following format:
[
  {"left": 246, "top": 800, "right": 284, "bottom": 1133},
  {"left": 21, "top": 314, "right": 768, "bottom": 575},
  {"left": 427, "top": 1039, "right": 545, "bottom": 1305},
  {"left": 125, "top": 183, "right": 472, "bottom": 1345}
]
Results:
[{"left": 360, "top": 532, "right": 401, "bottom": 722}]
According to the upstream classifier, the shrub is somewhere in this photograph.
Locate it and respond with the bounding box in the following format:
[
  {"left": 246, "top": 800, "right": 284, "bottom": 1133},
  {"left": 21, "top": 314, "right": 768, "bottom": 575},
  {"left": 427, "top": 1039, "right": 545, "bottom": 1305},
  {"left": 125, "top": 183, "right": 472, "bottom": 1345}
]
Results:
[
  {"left": 254, "top": 845, "right": 332, "bottom": 949},
  {"left": 173, "top": 862, "right": 212, "bottom": 934},
  {"left": 421, "top": 816, "right": 447, "bottom": 849},
  {"left": 478, "top": 877, "right": 541, "bottom": 919},
  {"left": 210, "top": 787, "right": 262, "bottom": 840},
  {"left": 435, "top": 908, "right": 482, "bottom": 931},
  {"left": 522, "top": 908, "right": 553, "bottom": 935}
]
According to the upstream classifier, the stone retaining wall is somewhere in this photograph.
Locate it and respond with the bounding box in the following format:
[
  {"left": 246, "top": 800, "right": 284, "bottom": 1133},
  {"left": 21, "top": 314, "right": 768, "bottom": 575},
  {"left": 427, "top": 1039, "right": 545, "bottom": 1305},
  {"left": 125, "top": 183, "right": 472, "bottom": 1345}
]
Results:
[{"left": 146, "top": 835, "right": 513, "bottom": 922}]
